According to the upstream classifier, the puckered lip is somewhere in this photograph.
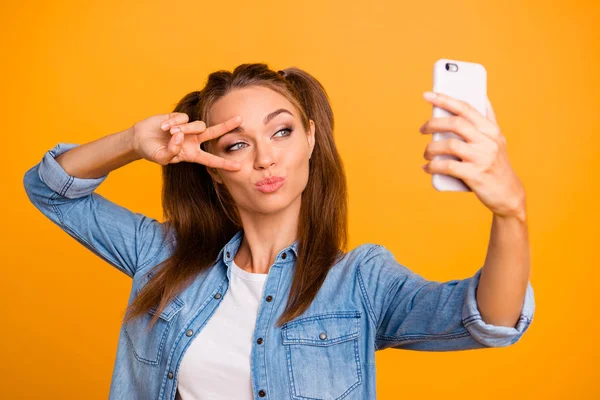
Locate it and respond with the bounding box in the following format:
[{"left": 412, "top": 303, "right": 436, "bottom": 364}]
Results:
[{"left": 255, "top": 176, "right": 285, "bottom": 186}]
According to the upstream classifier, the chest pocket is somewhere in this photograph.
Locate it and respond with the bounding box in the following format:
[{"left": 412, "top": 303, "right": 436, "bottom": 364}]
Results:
[
  {"left": 124, "top": 271, "right": 185, "bottom": 366},
  {"left": 281, "top": 311, "right": 362, "bottom": 400}
]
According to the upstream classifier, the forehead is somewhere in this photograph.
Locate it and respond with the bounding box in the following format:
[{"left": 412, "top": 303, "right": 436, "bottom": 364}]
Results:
[{"left": 208, "top": 85, "right": 297, "bottom": 125}]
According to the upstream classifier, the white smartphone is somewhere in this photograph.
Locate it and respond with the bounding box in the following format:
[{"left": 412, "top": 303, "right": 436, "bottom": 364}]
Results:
[{"left": 431, "top": 58, "right": 487, "bottom": 192}]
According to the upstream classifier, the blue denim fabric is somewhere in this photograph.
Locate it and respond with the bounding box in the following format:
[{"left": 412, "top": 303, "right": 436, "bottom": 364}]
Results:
[{"left": 23, "top": 143, "right": 535, "bottom": 400}]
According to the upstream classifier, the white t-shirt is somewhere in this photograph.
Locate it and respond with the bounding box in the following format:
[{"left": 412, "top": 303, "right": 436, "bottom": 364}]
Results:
[{"left": 176, "top": 258, "right": 268, "bottom": 400}]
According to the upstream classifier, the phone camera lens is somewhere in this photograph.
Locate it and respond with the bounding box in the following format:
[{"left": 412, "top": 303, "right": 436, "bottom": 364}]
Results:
[{"left": 445, "top": 63, "right": 459, "bottom": 72}]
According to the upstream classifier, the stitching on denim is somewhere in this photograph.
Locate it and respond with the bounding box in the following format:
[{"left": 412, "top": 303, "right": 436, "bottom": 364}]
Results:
[
  {"left": 136, "top": 236, "right": 174, "bottom": 276},
  {"left": 148, "top": 296, "right": 185, "bottom": 321},
  {"left": 355, "top": 245, "right": 381, "bottom": 332},
  {"left": 281, "top": 311, "right": 361, "bottom": 329},
  {"left": 376, "top": 329, "right": 471, "bottom": 343},
  {"left": 136, "top": 222, "right": 177, "bottom": 276},
  {"left": 285, "top": 332, "right": 362, "bottom": 399},
  {"left": 124, "top": 297, "right": 185, "bottom": 366},
  {"left": 60, "top": 175, "right": 74, "bottom": 197},
  {"left": 124, "top": 316, "right": 176, "bottom": 366},
  {"left": 259, "top": 258, "right": 285, "bottom": 397},
  {"left": 463, "top": 314, "right": 529, "bottom": 328},
  {"left": 49, "top": 191, "right": 127, "bottom": 274},
  {"left": 162, "top": 275, "right": 229, "bottom": 399}
]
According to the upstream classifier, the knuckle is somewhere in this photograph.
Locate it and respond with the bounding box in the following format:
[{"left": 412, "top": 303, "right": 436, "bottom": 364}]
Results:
[
  {"left": 449, "top": 116, "right": 460, "bottom": 128},
  {"left": 424, "top": 143, "right": 434, "bottom": 159},
  {"left": 489, "top": 140, "right": 499, "bottom": 153},
  {"left": 192, "top": 120, "right": 206, "bottom": 131},
  {"left": 448, "top": 138, "right": 460, "bottom": 152},
  {"left": 471, "top": 173, "right": 483, "bottom": 187}
]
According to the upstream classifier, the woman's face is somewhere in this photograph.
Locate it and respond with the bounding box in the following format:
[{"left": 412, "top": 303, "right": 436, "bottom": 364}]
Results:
[{"left": 206, "top": 85, "right": 315, "bottom": 216}]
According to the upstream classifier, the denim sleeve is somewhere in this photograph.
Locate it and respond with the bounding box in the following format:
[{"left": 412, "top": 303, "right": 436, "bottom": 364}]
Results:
[
  {"left": 23, "top": 143, "right": 172, "bottom": 279},
  {"left": 357, "top": 244, "right": 535, "bottom": 351}
]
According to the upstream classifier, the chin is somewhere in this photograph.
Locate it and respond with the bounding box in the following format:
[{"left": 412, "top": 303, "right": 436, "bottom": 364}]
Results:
[{"left": 249, "top": 190, "right": 301, "bottom": 214}]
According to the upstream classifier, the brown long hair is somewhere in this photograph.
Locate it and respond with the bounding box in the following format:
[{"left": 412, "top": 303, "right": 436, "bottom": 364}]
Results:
[{"left": 123, "top": 63, "right": 348, "bottom": 330}]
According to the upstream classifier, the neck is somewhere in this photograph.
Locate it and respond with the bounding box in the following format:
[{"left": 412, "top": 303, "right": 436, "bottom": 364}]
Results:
[{"left": 234, "top": 194, "right": 301, "bottom": 274}]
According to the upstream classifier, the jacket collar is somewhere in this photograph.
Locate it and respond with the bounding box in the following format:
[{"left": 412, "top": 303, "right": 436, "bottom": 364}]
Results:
[{"left": 219, "top": 229, "right": 299, "bottom": 268}]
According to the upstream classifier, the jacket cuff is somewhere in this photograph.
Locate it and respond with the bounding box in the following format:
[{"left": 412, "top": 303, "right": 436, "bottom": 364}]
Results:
[
  {"left": 462, "top": 267, "right": 535, "bottom": 347},
  {"left": 38, "top": 143, "right": 108, "bottom": 199}
]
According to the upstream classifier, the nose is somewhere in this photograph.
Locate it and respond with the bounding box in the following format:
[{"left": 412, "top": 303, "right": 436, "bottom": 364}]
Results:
[{"left": 253, "top": 139, "right": 276, "bottom": 170}]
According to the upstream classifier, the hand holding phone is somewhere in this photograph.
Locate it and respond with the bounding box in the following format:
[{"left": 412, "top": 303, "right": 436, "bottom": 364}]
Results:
[{"left": 429, "top": 58, "right": 487, "bottom": 191}]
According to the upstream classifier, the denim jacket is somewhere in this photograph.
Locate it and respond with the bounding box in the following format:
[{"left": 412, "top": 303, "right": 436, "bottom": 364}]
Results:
[{"left": 23, "top": 143, "right": 535, "bottom": 400}]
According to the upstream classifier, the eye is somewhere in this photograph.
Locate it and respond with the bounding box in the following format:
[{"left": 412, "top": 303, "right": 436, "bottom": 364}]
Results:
[
  {"left": 274, "top": 127, "right": 293, "bottom": 138},
  {"left": 225, "top": 127, "right": 293, "bottom": 152}
]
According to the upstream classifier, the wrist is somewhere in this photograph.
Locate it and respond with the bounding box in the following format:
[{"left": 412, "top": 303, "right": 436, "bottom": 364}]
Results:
[
  {"left": 122, "top": 126, "right": 142, "bottom": 162},
  {"left": 494, "top": 205, "right": 527, "bottom": 224}
]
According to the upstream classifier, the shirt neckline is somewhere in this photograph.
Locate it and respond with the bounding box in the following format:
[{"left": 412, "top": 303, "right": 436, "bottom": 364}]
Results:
[{"left": 230, "top": 258, "right": 268, "bottom": 281}]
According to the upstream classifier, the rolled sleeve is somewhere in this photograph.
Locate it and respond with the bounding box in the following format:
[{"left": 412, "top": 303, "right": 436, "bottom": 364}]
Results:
[
  {"left": 38, "top": 143, "right": 108, "bottom": 199},
  {"left": 462, "top": 267, "right": 535, "bottom": 347}
]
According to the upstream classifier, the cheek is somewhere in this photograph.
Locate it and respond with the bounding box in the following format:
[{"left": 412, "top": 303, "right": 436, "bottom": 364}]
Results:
[{"left": 286, "top": 140, "right": 311, "bottom": 165}]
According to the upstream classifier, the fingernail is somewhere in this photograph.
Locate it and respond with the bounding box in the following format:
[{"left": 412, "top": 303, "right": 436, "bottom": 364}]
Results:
[
  {"left": 422, "top": 163, "right": 428, "bottom": 170},
  {"left": 423, "top": 92, "right": 436, "bottom": 100},
  {"left": 161, "top": 122, "right": 170, "bottom": 130},
  {"left": 171, "top": 127, "right": 181, "bottom": 134}
]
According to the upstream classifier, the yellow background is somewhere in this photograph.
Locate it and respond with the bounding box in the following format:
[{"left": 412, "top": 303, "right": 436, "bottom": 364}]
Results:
[{"left": 3, "top": 0, "right": 598, "bottom": 398}]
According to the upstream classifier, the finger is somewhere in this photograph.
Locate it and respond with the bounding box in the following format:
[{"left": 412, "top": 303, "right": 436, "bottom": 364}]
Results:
[
  {"left": 165, "top": 132, "right": 185, "bottom": 162},
  {"left": 167, "top": 133, "right": 183, "bottom": 155},
  {"left": 420, "top": 116, "right": 483, "bottom": 143},
  {"left": 199, "top": 115, "right": 243, "bottom": 142},
  {"left": 424, "top": 137, "right": 474, "bottom": 162},
  {"left": 194, "top": 151, "right": 242, "bottom": 172},
  {"left": 423, "top": 158, "right": 477, "bottom": 185},
  {"left": 424, "top": 92, "right": 498, "bottom": 136},
  {"left": 485, "top": 96, "right": 497, "bottom": 124},
  {"left": 161, "top": 112, "right": 190, "bottom": 131},
  {"left": 169, "top": 120, "right": 207, "bottom": 135}
]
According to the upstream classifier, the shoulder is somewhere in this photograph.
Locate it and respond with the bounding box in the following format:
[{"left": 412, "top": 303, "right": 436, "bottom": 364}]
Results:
[
  {"left": 344, "top": 243, "right": 383, "bottom": 261},
  {"left": 345, "top": 243, "right": 396, "bottom": 267},
  {"left": 335, "top": 243, "right": 401, "bottom": 280},
  {"left": 351, "top": 243, "right": 421, "bottom": 285}
]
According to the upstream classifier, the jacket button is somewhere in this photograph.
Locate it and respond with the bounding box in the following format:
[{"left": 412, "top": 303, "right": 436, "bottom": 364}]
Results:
[
  {"left": 214, "top": 293, "right": 222, "bottom": 299},
  {"left": 186, "top": 329, "right": 193, "bottom": 337},
  {"left": 319, "top": 332, "right": 327, "bottom": 340},
  {"left": 282, "top": 253, "right": 287, "bottom": 259},
  {"left": 168, "top": 372, "right": 174, "bottom": 379},
  {"left": 258, "top": 389, "right": 266, "bottom": 397},
  {"left": 257, "top": 337, "right": 263, "bottom": 344},
  {"left": 226, "top": 251, "right": 231, "bottom": 258},
  {"left": 265, "top": 295, "right": 273, "bottom": 302}
]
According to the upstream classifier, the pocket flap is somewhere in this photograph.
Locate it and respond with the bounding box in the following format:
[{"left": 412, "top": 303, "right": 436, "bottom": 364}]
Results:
[
  {"left": 282, "top": 311, "right": 360, "bottom": 346},
  {"left": 148, "top": 296, "right": 185, "bottom": 322},
  {"left": 135, "top": 270, "right": 185, "bottom": 322}
]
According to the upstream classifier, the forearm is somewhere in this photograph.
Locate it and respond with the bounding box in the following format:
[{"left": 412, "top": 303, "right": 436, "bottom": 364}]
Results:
[
  {"left": 54, "top": 126, "right": 141, "bottom": 179},
  {"left": 476, "top": 205, "right": 531, "bottom": 328}
]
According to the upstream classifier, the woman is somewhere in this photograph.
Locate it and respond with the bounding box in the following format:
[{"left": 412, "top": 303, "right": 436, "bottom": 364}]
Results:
[{"left": 23, "top": 63, "right": 535, "bottom": 400}]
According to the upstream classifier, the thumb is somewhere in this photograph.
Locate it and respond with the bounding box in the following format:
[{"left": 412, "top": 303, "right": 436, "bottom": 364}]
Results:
[
  {"left": 485, "top": 96, "right": 497, "bottom": 124},
  {"left": 165, "top": 132, "right": 184, "bottom": 163}
]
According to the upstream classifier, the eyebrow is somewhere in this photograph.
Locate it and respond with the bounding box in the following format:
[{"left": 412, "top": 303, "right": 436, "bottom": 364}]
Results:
[{"left": 216, "top": 108, "right": 294, "bottom": 142}]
